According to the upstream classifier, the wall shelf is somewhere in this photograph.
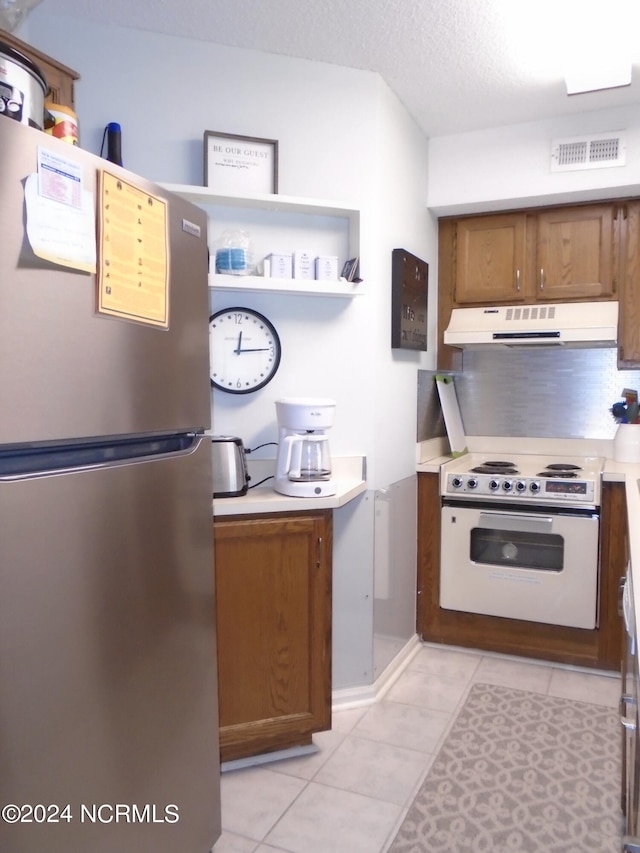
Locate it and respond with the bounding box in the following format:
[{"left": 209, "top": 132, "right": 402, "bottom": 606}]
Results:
[
  {"left": 210, "top": 273, "right": 362, "bottom": 297},
  {"left": 163, "top": 184, "right": 361, "bottom": 297}
]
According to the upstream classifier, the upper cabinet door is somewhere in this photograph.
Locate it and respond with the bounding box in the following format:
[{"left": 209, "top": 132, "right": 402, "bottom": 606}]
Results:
[
  {"left": 536, "top": 205, "right": 616, "bottom": 300},
  {"left": 454, "top": 214, "right": 527, "bottom": 304}
]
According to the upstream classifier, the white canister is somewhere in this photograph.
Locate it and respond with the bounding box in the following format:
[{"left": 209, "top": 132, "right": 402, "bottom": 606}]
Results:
[{"left": 613, "top": 424, "right": 640, "bottom": 463}]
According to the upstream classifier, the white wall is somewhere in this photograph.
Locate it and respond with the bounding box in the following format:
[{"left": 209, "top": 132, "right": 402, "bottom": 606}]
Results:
[
  {"left": 428, "top": 106, "right": 640, "bottom": 215},
  {"left": 23, "top": 12, "right": 433, "bottom": 689},
  {"left": 24, "top": 14, "right": 434, "bottom": 485}
]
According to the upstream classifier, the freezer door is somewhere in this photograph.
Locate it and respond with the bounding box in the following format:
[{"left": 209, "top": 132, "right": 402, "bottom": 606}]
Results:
[
  {"left": 0, "top": 436, "right": 220, "bottom": 853},
  {"left": 0, "top": 119, "right": 210, "bottom": 444}
]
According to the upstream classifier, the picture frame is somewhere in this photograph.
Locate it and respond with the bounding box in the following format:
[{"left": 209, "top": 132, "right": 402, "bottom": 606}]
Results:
[
  {"left": 391, "top": 248, "right": 428, "bottom": 351},
  {"left": 204, "top": 131, "right": 279, "bottom": 194}
]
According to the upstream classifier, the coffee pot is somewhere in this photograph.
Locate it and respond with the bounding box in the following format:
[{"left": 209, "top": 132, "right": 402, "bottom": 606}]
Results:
[{"left": 274, "top": 397, "right": 337, "bottom": 497}]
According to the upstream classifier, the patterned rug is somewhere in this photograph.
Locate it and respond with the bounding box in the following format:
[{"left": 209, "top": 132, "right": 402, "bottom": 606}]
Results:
[{"left": 388, "top": 682, "right": 623, "bottom": 853}]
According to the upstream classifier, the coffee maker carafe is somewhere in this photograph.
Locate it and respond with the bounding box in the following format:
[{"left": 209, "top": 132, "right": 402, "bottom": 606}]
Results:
[{"left": 274, "top": 397, "right": 337, "bottom": 497}]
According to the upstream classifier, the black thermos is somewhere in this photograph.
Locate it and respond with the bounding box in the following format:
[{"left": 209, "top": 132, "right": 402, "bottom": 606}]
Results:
[{"left": 105, "top": 121, "right": 123, "bottom": 166}]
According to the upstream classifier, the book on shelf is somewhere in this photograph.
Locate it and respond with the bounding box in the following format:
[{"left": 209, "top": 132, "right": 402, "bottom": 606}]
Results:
[{"left": 341, "top": 257, "right": 361, "bottom": 283}]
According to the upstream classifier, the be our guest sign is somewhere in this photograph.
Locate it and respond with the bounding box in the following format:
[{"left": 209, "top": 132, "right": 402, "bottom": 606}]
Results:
[
  {"left": 391, "top": 248, "right": 428, "bottom": 350},
  {"left": 204, "top": 131, "right": 279, "bottom": 195}
]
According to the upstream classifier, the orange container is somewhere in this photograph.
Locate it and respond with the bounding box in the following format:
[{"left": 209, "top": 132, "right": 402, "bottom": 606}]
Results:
[{"left": 44, "top": 102, "right": 78, "bottom": 145}]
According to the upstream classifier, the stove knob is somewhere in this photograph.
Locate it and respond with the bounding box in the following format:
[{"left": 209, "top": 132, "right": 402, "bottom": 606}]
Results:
[
  {"left": 515, "top": 480, "right": 527, "bottom": 493},
  {"left": 502, "top": 480, "right": 513, "bottom": 492},
  {"left": 529, "top": 480, "right": 540, "bottom": 493},
  {"left": 489, "top": 479, "right": 500, "bottom": 491},
  {"left": 451, "top": 476, "right": 463, "bottom": 489},
  {"left": 467, "top": 478, "right": 478, "bottom": 489}
]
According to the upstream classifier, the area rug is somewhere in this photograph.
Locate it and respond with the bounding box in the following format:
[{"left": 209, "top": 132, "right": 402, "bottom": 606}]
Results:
[{"left": 388, "top": 682, "right": 623, "bottom": 853}]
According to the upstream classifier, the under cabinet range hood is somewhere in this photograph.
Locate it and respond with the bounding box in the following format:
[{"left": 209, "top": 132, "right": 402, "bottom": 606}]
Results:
[{"left": 444, "top": 301, "right": 619, "bottom": 349}]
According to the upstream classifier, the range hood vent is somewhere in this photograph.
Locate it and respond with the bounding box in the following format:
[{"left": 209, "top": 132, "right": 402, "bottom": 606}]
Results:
[{"left": 444, "top": 301, "right": 618, "bottom": 349}]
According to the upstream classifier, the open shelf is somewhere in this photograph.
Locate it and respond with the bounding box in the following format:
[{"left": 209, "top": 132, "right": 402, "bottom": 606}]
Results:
[{"left": 163, "top": 184, "right": 361, "bottom": 297}]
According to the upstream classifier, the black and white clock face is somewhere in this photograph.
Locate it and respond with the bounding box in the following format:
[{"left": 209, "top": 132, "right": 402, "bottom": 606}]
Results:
[{"left": 209, "top": 308, "right": 281, "bottom": 394}]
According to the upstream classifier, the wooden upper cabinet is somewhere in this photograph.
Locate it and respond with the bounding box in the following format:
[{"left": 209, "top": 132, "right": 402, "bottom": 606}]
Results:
[
  {"left": 437, "top": 200, "right": 630, "bottom": 371},
  {"left": 0, "top": 29, "right": 79, "bottom": 109},
  {"left": 536, "top": 205, "right": 616, "bottom": 300},
  {"left": 451, "top": 204, "right": 616, "bottom": 308},
  {"left": 618, "top": 201, "right": 640, "bottom": 367},
  {"left": 454, "top": 214, "right": 527, "bottom": 305}
]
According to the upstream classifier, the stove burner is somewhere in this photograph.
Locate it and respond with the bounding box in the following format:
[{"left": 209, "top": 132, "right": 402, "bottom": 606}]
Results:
[
  {"left": 471, "top": 465, "right": 519, "bottom": 475},
  {"left": 537, "top": 470, "right": 579, "bottom": 478},
  {"left": 481, "top": 461, "right": 516, "bottom": 468},
  {"left": 544, "top": 463, "right": 582, "bottom": 472}
]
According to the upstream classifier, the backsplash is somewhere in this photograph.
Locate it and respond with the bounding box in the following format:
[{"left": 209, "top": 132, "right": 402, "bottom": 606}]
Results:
[{"left": 418, "top": 348, "right": 640, "bottom": 441}]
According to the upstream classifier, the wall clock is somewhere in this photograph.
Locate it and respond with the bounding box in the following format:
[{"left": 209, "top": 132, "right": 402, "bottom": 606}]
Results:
[{"left": 209, "top": 307, "right": 282, "bottom": 394}]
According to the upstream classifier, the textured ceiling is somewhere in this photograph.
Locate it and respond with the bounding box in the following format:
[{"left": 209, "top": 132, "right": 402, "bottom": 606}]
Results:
[{"left": 37, "top": 0, "right": 640, "bottom": 137}]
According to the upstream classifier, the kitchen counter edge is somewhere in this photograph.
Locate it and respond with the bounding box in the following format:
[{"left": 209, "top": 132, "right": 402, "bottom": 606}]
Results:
[{"left": 212, "top": 455, "right": 367, "bottom": 516}]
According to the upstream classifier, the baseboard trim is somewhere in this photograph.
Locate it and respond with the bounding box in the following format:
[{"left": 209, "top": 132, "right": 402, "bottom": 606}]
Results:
[{"left": 331, "top": 634, "right": 422, "bottom": 711}]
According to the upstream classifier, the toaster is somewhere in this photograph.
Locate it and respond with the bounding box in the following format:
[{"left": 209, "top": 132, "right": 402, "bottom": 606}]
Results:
[{"left": 211, "top": 436, "right": 249, "bottom": 498}]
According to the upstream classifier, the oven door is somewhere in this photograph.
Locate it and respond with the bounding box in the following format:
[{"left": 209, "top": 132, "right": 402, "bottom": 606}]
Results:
[{"left": 440, "top": 501, "right": 600, "bottom": 629}]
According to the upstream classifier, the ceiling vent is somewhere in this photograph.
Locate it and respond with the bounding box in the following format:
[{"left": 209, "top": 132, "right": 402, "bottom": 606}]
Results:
[{"left": 550, "top": 131, "right": 626, "bottom": 172}]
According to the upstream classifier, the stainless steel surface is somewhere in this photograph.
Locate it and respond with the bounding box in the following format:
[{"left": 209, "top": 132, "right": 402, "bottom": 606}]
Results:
[
  {"left": 416, "top": 370, "right": 447, "bottom": 442},
  {"left": 622, "top": 569, "right": 640, "bottom": 842},
  {"left": 0, "top": 40, "right": 47, "bottom": 128},
  {"left": 0, "top": 119, "right": 210, "bottom": 445},
  {"left": 0, "top": 438, "right": 220, "bottom": 852},
  {"left": 0, "top": 118, "right": 220, "bottom": 852},
  {"left": 430, "top": 348, "right": 640, "bottom": 440},
  {"left": 211, "top": 435, "right": 249, "bottom": 497},
  {"left": 441, "top": 452, "right": 604, "bottom": 508}
]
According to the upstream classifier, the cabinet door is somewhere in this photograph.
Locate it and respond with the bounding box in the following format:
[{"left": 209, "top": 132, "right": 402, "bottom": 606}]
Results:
[
  {"left": 619, "top": 202, "right": 640, "bottom": 367},
  {"left": 454, "top": 214, "right": 527, "bottom": 304},
  {"left": 213, "top": 512, "right": 332, "bottom": 762},
  {"left": 536, "top": 205, "right": 615, "bottom": 300}
]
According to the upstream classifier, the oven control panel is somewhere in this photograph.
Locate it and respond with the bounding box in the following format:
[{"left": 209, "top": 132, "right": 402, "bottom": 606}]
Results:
[{"left": 444, "top": 472, "right": 596, "bottom": 504}]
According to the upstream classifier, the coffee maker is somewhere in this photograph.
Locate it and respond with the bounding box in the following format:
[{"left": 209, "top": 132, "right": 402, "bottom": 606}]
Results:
[{"left": 274, "top": 397, "right": 337, "bottom": 497}]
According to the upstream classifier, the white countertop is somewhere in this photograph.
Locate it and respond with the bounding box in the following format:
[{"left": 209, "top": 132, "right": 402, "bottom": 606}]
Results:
[{"left": 213, "top": 455, "right": 367, "bottom": 516}]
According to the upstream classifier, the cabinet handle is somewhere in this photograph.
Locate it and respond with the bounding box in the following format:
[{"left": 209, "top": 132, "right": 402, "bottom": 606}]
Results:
[
  {"left": 539, "top": 268, "right": 545, "bottom": 290},
  {"left": 620, "top": 693, "right": 637, "bottom": 730},
  {"left": 515, "top": 269, "right": 521, "bottom": 291},
  {"left": 317, "top": 536, "right": 323, "bottom": 569}
]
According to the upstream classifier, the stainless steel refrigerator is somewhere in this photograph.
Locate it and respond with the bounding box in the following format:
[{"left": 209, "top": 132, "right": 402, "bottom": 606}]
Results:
[{"left": 0, "top": 118, "right": 221, "bottom": 852}]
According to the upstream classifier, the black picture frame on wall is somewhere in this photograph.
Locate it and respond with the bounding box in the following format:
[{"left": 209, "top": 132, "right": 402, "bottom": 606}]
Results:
[
  {"left": 391, "top": 248, "right": 428, "bottom": 350},
  {"left": 203, "top": 131, "right": 279, "bottom": 194}
]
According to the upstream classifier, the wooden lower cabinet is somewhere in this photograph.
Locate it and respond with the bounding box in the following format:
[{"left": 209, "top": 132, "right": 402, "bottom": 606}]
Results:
[
  {"left": 213, "top": 510, "right": 332, "bottom": 762},
  {"left": 417, "top": 473, "right": 624, "bottom": 670}
]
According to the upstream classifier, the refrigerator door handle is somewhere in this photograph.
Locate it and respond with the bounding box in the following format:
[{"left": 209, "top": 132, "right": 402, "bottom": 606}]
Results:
[{"left": 0, "top": 433, "right": 206, "bottom": 481}]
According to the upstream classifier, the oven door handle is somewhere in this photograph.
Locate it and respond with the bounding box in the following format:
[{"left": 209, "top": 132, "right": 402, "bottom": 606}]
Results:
[{"left": 478, "top": 512, "right": 553, "bottom": 534}]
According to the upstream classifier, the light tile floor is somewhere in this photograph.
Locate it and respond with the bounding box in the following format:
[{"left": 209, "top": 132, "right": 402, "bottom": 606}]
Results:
[{"left": 212, "top": 643, "right": 621, "bottom": 853}]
